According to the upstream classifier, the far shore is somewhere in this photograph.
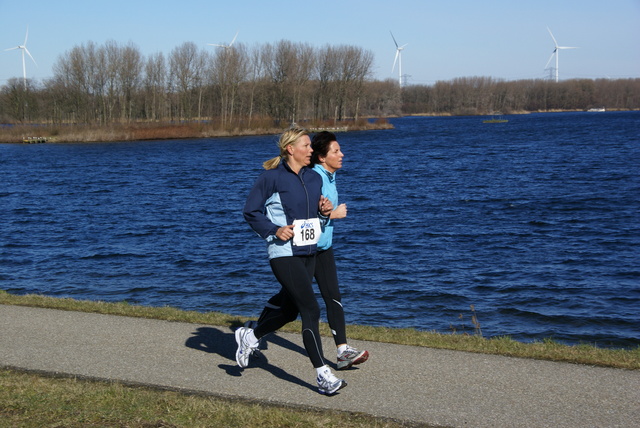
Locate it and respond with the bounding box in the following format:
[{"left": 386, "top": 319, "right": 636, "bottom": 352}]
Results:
[
  {"left": 0, "top": 120, "right": 394, "bottom": 144},
  {"left": 4, "top": 108, "right": 638, "bottom": 144}
]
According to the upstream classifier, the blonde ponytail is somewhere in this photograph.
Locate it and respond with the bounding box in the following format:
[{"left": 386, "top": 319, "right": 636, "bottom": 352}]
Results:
[
  {"left": 262, "top": 126, "right": 310, "bottom": 170},
  {"left": 263, "top": 156, "right": 282, "bottom": 170}
]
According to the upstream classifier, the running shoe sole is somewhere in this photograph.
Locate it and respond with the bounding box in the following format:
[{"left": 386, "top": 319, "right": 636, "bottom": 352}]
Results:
[
  {"left": 337, "top": 349, "right": 369, "bottom": 370},
  {"left": 318, "top": 380, "right": 348, "bottom": 395}
]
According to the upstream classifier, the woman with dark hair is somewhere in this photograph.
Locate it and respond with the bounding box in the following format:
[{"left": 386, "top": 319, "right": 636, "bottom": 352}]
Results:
[
  {"left": 310, "top": 131, "right": 369, "bottom": 370},
  {"left": 238, "top": 127, "right": 347, "bottom": 395}
]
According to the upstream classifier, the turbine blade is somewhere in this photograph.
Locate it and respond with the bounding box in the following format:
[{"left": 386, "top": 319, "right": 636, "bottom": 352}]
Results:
[
  {"left": 229, "top": 31, "right": 238, "bottom": 47},
  {"left": 544, "top": 52, "right": 555, "bottom": 69},
  {"left": 547, "top": 27, "right": 558, "bottom": 47},
  {"left": 392, "top": 50, "right": 399, "bottom": 72},
  {"left": 5, "top": 46, "right": 20, "bottom": 51},
  {"left": 390, "top": 30, "right": 398, "bottom": 48},
  {"left": 24, "top": 26, "right": 29, "bottom": 45},
  {"left": 24, "top": 47, "right": 37, "bottom": 66}
]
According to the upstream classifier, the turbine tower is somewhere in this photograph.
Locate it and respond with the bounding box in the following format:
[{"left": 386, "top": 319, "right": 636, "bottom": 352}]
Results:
[
  {"left": 545, "top": 27, "right": 577, "bottom": 82},
  {"left": 208, "top": 31, "right": 239, "bottom": 50},
  {"left": 4, "top": 26, "right": 37, "bottom": 89},
  {"left": 390, "top": 31, "right": 407, "bottom": 87}
]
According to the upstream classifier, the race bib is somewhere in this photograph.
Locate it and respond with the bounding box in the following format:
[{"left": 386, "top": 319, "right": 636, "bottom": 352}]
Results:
[{"left": 292, "top": 218, "right": 321, "bottom": 246}]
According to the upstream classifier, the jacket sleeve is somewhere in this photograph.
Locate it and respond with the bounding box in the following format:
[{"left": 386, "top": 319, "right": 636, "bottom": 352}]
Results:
[
  {"left": 243, "top": 173, "right": 280, "bottom": 239},
  {"left": 310, "top": 169, "right": 330, "bottom": 225}
]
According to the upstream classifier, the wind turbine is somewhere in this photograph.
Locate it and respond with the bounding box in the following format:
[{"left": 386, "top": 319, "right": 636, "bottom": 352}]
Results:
[
  {"left": 208, "top": 31, "right": 239, "bottom": 50},
  {"left": 5, "top": 26, "right": 37, "bottom": 90},
  {"left": 390, "top": 31, "right": 407, "bottom": 87},
  {"left": 545, "top": 27, "right": 577, "bottom": 82}
]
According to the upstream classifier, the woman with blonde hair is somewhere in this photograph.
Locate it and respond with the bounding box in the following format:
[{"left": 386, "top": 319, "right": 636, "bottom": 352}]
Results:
[
  {"left": 238, "top": 126, "right": 347, "bottom": 395},
  {"left": 253, "top": 131, "right": 369, "bottom": 370}
]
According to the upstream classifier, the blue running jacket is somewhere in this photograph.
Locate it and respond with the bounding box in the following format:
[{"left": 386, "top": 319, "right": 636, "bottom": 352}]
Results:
[{"left": 243, "top": 161, "right": 327, "bottom": 259}]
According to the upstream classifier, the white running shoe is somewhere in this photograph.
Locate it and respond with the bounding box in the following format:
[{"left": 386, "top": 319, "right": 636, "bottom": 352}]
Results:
[
  {"left": 316, "top": 365, "right": 347, "bottom": 395},
  {"left": 243, "top": 320, "right": 262, "bottom": 358},
  {"left": 337, "top": 345, "right": 369, "bottom": 370},
  {"left": 235, "top": 327, "right": 258, "bottom": 368}
]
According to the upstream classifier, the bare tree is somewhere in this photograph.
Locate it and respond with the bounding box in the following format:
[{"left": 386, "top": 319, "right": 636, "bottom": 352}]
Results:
[
  {"left": 143, "top": 52, "right": 167, "bottom": 121},
  {"left": 314, "top": 45, "right": 340, "bottom": 121},
  {"left": 0, "top": 78, "right": 38, "bottom": 122},
  {"left": 313, "top": 45, "right": 373, "bottom": 122},
  {"left": 244, "top": 44, "right": 266, "bottom": 127},
  {"left": 169, "top": 42, "right": 206, "bottom": 120},
  {"left": 260, "top": 40, "right": 314, "bottom": 124},
  {"left": 365, "top": 79, "right": 402, "bottom": 116},
  {"left": 210, "top": 42, "right": 249, "bottom": 126},
  {"left": 118, "top": 42, "right": 143, "bottom": 122},
  {"left": 261, "top": 41, "right": 290, "bottom": 123},
  {"left": 290, "top": 43, "right": 315, "bottom": 123},
  {"left": 337, "top": 46, "right": 373, "bottom": 121},
  {"left": 51, "top": 42, "right": 96, "bottom": 123}
]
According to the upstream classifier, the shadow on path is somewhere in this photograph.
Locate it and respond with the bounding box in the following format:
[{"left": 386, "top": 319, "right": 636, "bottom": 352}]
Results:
[
  {"left": 184, "top": 327, "right": 233, "bottom": 358},
  {"left": 184, "top": 326, "right": 318, "bottom": 392}
]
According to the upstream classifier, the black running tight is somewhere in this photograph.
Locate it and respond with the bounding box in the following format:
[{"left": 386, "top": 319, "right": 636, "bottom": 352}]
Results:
[
  {"left": 254, "top": 255, "right": 325, "bottom": 368},
  {"left": 257, "top": 248, "right": 347, "bottom": 348},
  {"left": 313, "top": 247, "right": 347, "bottom": 346}
]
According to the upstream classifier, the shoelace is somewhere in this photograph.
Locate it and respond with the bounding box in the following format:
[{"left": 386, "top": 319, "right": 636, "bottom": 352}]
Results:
[
  {"left": 244, "top": 339, "right": 259, "bottom": 352},
  {"left": 340, "top": 347, "right": 357, "bottom": 358},
  {"left": 321, "top": 370, "right": 340, "bottom": 384}
]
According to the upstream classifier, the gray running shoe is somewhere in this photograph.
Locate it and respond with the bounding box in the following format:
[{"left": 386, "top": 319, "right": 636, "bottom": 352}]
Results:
[
  {"left": 317, "top": 365, "right": 347, "bottom": 395},
  {"left": 337, "top": 345, "right": 369, "bottom": 370},
  {"left": 235, "top": 327, "right": 258, "bottom": 368}
]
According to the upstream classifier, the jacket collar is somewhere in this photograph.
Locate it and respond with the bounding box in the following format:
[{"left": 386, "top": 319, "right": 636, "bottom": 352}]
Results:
[
  {"left": 282, "top": 159, "right": 310, "bottom": 176},
  {"left": 313, "top": 164, "right": 336, "bottom": 182}
]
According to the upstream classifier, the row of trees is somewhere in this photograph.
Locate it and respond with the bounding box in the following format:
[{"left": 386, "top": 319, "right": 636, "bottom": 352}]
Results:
[
  {"left": 1, "top": 39, "right": 638, "bottom": 125},
  {"left": 1, "top": 40, "right": 384, "bottom": 126},
  {"left": 401, "top": 76, "right": 640, "bottom": 115}
]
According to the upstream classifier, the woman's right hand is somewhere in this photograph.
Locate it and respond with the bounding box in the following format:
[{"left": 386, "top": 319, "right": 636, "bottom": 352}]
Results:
[{"left": 275, "top": 225, "right": 294, "bottom": 241}]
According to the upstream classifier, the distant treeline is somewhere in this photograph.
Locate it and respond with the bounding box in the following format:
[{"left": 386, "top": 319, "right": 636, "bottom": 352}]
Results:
[
  {"left": 401, "top": 77, "right": 640, "bottom": 115},
  {"left": 1, "top": 39, "right": 638, "bottom": 126}
]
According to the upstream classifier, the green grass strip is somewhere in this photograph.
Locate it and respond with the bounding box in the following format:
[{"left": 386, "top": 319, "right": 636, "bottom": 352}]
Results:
[{"left": 1, "top": 290, "right": 638, "bottom": 370}]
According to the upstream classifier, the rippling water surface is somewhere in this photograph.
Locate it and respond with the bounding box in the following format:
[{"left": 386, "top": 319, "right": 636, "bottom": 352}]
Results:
[{"left": 2, "top": 112, "right": 639, "bottom": 348}]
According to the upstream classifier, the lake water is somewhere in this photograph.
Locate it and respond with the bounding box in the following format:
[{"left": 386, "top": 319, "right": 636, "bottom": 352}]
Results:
[{"left": 2, "top": 112, "right": 639, "bottom": 348}]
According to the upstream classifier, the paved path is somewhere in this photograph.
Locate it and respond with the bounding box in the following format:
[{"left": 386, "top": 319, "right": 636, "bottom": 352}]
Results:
[{"left": 1, "top": 304, "right": 638, "bottom": 427}]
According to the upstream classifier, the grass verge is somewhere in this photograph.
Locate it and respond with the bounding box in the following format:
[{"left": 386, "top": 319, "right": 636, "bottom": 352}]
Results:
[
  {"left": 1, "top": 290, "right": 638, "bottom": 370},
  {"left": 0, "top": 369, "right": 412, "bottom": 428}
]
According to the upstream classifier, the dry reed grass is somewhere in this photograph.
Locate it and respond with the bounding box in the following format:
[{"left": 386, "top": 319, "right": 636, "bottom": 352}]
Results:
[{"left": 0, "top": 118, "right": 393, "bottom": 143}]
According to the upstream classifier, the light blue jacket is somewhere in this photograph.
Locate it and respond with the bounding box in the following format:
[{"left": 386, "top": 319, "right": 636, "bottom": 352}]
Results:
[{"left": 313, "top": 164, "right": 338, "bottom": 250}]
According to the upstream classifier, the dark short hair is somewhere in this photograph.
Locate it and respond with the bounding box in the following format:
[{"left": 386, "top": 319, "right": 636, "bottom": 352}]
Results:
[{"left": 311, "top": 131, "right": 337, "bottom": 166}]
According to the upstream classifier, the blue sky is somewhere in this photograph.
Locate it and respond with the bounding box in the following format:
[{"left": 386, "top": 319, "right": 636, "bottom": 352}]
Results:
[{"left": 1, "top": 0, "right": 638, "bottom": 86}]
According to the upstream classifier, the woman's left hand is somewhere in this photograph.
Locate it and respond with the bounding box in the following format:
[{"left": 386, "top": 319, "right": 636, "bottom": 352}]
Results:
[
  {"left": 331, "top": 203, "right": 347, "bottom": 219},
  {"left": 319, "top": 196, "right": 333, "bottom": 217}
]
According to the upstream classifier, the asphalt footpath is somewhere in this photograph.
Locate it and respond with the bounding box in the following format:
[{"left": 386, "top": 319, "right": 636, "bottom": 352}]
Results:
[{"left": 1, "top": 304, "right": 638, "bottom": 427}]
